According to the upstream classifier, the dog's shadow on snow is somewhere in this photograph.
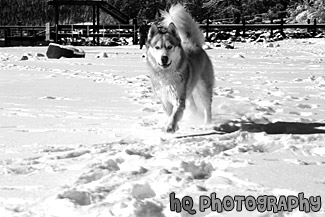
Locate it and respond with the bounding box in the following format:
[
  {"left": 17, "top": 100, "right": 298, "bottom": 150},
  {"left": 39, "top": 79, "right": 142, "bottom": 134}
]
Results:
[{"left": 214, "top": 121, "right": 325, "bottom": 134}]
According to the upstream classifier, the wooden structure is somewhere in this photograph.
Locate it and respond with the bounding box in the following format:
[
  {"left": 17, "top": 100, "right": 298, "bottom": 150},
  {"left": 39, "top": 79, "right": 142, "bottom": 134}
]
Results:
[
  {"left": 47, "top": 0, "right": 129, "bottom": 44},
  {"left": 202, "top": 18, "right": 324, "bottom": 40},
  {"left": 1, "top": 19, "right": 324, "bottom": 47},
  {"left": 0, "top": 26, "right": 48, "bottom": 46}
]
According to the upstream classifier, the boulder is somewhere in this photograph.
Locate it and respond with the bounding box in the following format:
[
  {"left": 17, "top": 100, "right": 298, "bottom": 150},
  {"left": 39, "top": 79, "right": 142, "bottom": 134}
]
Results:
[
  {"left": 264, "top": 42, "right": 274, "bottom": 48},
  {"left": 20, "top": 53, "right": 34, "bottom": 60},
  {"left": 46, "top": 43, "right": 85, "bottom": 59},
  {"left": 203, "top": 43, "right": 213, "bottom": 50},
  {"left": 95, "top": 52, "right": 108, "bottom": 58},
  {"left": 36, "top": 53, "right": 45, "bottom": 57},
  {"left": 58, "top": 190, "right": 91, "bottom": 206}
]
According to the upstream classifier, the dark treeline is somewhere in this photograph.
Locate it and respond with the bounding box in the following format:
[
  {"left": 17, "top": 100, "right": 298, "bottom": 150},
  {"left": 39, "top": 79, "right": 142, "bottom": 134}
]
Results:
[{"left": 0, "top": 0, "right": 324, "bottom": 26}]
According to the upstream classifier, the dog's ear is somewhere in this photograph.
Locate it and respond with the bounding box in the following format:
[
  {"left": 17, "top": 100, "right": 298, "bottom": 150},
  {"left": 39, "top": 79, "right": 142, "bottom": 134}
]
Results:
[
  {"left": 167, "top": 23, "right": 181, "bottom": 42},
  {"left": 148, "top": 24, "right": 159, "bottom": 41},
  {"left": 167, "top": 23, "right": 178, "bottom": 36}
]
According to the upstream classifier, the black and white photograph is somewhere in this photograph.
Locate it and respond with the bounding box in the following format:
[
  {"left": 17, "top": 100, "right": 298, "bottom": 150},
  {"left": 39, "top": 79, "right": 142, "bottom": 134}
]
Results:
[{"left": 0, "top": 0, "right": 325, "bottom": 216}]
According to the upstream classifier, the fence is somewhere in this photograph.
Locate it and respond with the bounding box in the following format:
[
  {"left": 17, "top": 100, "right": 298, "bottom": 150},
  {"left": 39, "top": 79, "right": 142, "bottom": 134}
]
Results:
[
  {"left": 54, "top": 24, "right": 137, "bottom": 45},
  {"left": 0, "top": 24, "right": 137, "bottom": 46},
  {"left": 1, "top": 19, "right": 325, "bottom": 47},
  {"left": 0, "top": 26, "right": 48, "bottom": 46},
  {"left": 201, "top": 18, "right": 325, "bottom": 40}
]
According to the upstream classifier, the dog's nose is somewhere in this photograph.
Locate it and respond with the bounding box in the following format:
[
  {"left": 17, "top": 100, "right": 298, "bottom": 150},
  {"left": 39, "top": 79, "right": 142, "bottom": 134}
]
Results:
[{"left": 161, "top": 56, "right": 169, "bottom": 65}]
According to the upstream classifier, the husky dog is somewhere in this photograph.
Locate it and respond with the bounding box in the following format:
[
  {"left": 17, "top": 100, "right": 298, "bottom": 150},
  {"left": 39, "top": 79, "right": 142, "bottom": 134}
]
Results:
[{"left": 146, "top": 4, "right": 215, "bottom": 133}]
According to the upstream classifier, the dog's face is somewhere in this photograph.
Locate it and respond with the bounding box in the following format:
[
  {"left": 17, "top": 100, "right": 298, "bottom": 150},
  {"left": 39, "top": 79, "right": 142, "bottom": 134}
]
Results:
[{"left": 146, "top": 23, "right": 182, "bottom": 69}]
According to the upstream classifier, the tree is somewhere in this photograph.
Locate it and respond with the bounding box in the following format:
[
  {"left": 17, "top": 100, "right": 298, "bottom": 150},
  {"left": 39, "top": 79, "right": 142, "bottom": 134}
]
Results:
[
  {"left": 185, "top": 0, "right": 210, "bottom": 22},
  {"left": 0, "top": 0, "right": 323, "bottom": 26},
  {"left": 202, "top": 0, "right": 243, "bottom": 22}
]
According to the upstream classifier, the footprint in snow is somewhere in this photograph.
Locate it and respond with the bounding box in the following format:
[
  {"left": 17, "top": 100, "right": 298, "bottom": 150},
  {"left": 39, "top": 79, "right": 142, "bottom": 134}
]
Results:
[{"left": 297, "top": 103, "right": 318, "bottom": 109}]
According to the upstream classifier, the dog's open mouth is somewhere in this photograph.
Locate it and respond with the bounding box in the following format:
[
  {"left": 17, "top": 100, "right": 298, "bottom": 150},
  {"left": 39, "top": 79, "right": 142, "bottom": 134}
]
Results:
[{"left": 159, "top": 62, "right": 172, "bottom": 68}]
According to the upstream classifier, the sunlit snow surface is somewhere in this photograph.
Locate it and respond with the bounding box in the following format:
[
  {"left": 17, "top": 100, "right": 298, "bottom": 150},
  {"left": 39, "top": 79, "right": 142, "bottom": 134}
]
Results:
[{"left": 0, "top": 39, "right": 325, "bottom": 216}]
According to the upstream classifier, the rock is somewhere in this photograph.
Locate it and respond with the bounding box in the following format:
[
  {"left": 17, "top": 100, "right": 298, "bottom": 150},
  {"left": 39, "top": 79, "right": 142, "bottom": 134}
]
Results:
[
  {"left": 250, "top": 34, "right": 257, "bottom": 41},
  {"left": 77, "top": 169, "right": 106, "bottom": 184},
  {"left": 20, "top": 55, "right": 29, "bottom": 61},
  {"left": 46, "top": 43, "right": 85, "bottom": 59},
  {"left": 95, "top": 52, "right": 108, "bottom": 58},
  {"left": 209, "top": 32, "right": 217, "bottom": 41},
  {"left": 236, "top": 36, "right": 245, "bottom": 42},
  {"left": 215, "top": 31, "right": 229, "bottom": 41},
  {"left": 56, "top": 149, "right": 90, "bottom": 159},
  {"left": 133, "top": 200, "right": 165, "bottom": 217},
  {"left": 20, "top": 53, "right": 34, "bottom": 61},
  {"left": 260, "top": 32, "right": 271, "bottom": 39},
  {"left": 232, "top": 53, "right": 245, "bottom": 58},
  {"left": 203, "top": 43, "right": 212, "bottom": 50},
  {"left": 224, "top": 42, "right": 235, "bottom": 49},
  {"left": 58, "top": 190, "right": 91, "bottom": 206},
  {"left": 315, "top": 33, "right": 325, "bottom": 38},
  {"left": 255, "top": 37, "right": 265, "bottom": 43},
  {"left": 264, "top": 43, "right": 274, "bottom": 48},
  {"left": 131, "top": 182, "right": 156, "bottom": 200},
  {"left": 36, "top": 53, "right": 45, "bottom": 57},
  {"left": 131, "top": 166, "right": 148, "bottom": 175},
  {"left": 181, "top": 161, "right": 214, "bottom": 179},
  {"left": 102, "top": 159, "right": 120, "bottom": 171},
  {"left": 0, "top": 53, "right": 9, "bottom": 61}
]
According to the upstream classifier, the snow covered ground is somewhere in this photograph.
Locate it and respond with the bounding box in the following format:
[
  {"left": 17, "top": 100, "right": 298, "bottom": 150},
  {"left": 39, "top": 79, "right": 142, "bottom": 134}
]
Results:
[{"left": 0, "top": 39, "right": 325, "bottom": 217}]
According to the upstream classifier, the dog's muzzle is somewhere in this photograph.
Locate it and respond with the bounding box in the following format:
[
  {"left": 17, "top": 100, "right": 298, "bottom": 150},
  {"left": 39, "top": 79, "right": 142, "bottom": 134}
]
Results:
[{"left": 160, "top": 56, "right": 171, "bottom": 68}]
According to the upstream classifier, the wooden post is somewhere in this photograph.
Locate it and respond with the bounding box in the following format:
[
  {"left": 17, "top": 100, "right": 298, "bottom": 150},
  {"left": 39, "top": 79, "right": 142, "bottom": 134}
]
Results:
[
  {"left": 45, "top": 22, "right": 50, "bottom": 41},
  {"left": 97, "top": 5, "right": 100, "bottom": 45},
  {"left": 19, "top": 25, "right": 23, "bottom": 46},
  {"left": 55, "top": 5, "right": 59, "bottom": 43},
  {"left": 280, "top": 18, "right": 284, "bottom": 36},
  {"left": 71, "top": 24, "right": 74, "bottom": 44},
  {"left": 4, "top": 28, "right": 9, "bottom": 46},
  {"left": 133, "top": 18, "right": 138, "bottom": 45},
  {"left": 307, "top": 18, "right": 311, "bottom": 33},
  {"left": 242, "top": 18, "right": 246, "bottom": 37},
  {"left": 313, "top": 19, "right": 317, "bottom": 36},
  {"left": 93, "top": 5, "right": 96, "bottom": 45},
  {"left": 270, "top": 18, "right": 273, "bottom": 37},
  {"left": 32, "top": 29, "right": 36, "bottom": 46},
  {"left": 206, "top": 18, "right": 209, "bottom": 42}
]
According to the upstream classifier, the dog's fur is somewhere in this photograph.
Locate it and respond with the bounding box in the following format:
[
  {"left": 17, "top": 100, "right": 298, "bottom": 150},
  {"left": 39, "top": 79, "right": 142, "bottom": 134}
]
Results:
[{"left": 146, "top": 4, "right": 215, "bottom": 133}]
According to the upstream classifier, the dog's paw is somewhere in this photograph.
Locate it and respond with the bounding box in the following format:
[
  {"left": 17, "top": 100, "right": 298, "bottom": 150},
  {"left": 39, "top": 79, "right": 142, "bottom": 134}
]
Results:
[{"left": 165, "top": 123, "right": 179, "bottom": 133}]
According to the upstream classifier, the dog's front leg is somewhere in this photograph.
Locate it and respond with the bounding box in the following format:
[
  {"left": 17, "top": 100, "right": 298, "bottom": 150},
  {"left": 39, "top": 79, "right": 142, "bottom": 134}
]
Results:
[{"left": 165, "top": 98, "right": 185, "bottom": 133}]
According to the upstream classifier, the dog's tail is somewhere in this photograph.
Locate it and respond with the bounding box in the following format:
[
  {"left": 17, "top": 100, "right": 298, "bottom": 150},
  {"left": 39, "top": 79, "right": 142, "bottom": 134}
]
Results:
[{"left": 161, "top": 4, "right": 205, "bottom": 47}]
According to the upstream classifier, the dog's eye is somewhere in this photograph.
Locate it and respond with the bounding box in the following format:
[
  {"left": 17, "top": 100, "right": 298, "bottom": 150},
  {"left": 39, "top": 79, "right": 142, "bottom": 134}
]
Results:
[
  {"left": 155, "top": 46, "right": 161, "bottom": 49},
  {"left": 166, "top": 45, "right": 173, "bottom": 49}
]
